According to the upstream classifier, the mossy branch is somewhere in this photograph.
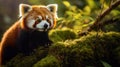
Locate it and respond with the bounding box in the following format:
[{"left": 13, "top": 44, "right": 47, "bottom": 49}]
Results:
[{"left": 88, "top": 0, "right": 120, "bottom": 31}]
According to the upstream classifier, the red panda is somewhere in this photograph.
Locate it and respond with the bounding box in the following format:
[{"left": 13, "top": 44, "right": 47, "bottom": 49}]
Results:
[{"left": 0, "top": 3, "right": 58, "bottom": 65}]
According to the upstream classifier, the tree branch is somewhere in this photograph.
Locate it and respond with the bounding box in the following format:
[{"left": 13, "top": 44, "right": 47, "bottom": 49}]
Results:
[{"left": 88, "top": 0, "right": 120, "bottom": 31}]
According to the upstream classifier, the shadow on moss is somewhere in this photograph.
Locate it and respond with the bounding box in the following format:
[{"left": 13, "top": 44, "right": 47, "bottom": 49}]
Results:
[
  {"left": 49, "top": 31, "right": 120, "bottom": 67},
  {"left": 5, "top": 31, "right": 120, "bottom": 67},
  {"left": 5, "top": 47, "right": 48, "bottom": 67}
]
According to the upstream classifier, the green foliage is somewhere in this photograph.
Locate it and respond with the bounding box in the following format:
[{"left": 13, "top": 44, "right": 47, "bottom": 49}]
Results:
[
  {"left": 103, "top": 19, "right": 120, "bottom": 32},
  {"left": 57, "top": 1, "right": 95, "bottom": 31},
  {"left": 56, "top": 0, "right": 120, "bottom": 32},
  {"left": 49, "top": 28, "right": 77, "bottom": 42},
  {"left": 34, "top": 55, "right": 60, "bottom": 67},
  {"left": 101, "top": 61, "right": 112, "bottom": 67}
]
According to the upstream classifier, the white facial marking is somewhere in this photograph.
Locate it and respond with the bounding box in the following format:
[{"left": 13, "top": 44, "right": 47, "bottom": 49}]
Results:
[
  {"left": 36, "top": 20, "right": 50, "bottom": 30},
  {"left": 38, "top": 16, "right": 42, "bottom": 20},
  {"left": 27, "top": 19, "right": 35, "bottom": 29},
  {"left": 50, "top": 18, "right": 53, "bottom": 27},
  {"left": 46, "top": 15, "right": 48, "bottom": 19}
]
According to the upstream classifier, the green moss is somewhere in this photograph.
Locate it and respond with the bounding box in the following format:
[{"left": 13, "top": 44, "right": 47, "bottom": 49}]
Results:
[
  {"left": 33, "top": 55, "right": 60, "bottom": 67},
  {"left": 49, "top": 41, "right": 95, "bottom": 67},
  {"left": 49, "top": 31, "right": 120, "bottom": 67},
  {"left": 5, "top": 47, "right": 48, "bottom": 67},
  {"left": 49, "top": 28, "right": 77, "bottom": 42},
  {"left": 5, "top": 31, "right": 120, "bottom": 67},
  {"left": 6, "top": 54, "right": 37, "bottom": 67}
]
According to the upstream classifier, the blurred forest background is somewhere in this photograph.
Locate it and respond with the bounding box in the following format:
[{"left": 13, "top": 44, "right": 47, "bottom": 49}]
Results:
[
  {"left": 0, "top": 0, "right": 120, "bottom": 67},
  {"left": 0, "top": 0, "right": 120, "bottom": 38}
]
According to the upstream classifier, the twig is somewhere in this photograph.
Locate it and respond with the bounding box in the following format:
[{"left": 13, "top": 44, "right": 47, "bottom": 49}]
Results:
[{"left": 88, "top": 0, "right": 120, "bottom": 31}]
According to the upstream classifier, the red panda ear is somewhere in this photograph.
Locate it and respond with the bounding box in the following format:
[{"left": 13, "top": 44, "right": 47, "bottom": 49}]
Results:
[
  {"left": 47, "top": 4, "right": 58, "bottom": 18},
  {"left": 19, "top": 4, "right": 32, "bottom": 17}
]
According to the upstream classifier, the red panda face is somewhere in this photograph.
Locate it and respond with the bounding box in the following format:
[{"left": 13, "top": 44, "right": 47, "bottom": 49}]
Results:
[{"left": 19, "top": 4, "right": 58, "bottom": 31}]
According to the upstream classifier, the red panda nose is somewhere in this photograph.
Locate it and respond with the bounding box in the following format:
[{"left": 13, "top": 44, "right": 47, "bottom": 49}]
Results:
[{"left": 44, "top": 24, "right": 48, "bottom": 29}]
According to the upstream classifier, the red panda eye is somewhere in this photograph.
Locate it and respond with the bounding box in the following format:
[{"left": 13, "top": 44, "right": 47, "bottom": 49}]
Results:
[
  {"left": 46, "top": 19, "right": 49, "bottom": 22},
  {"left": 36, "top": 18, "right": 42, "bottom": 22}
]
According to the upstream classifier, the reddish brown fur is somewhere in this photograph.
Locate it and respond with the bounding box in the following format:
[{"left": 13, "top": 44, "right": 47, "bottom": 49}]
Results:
[
  {"left": 0, "top": 21, "right": 21, "bottom": 66},
  {"left": 0, "top": 5, "right": 56, "bottom": 65}
]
